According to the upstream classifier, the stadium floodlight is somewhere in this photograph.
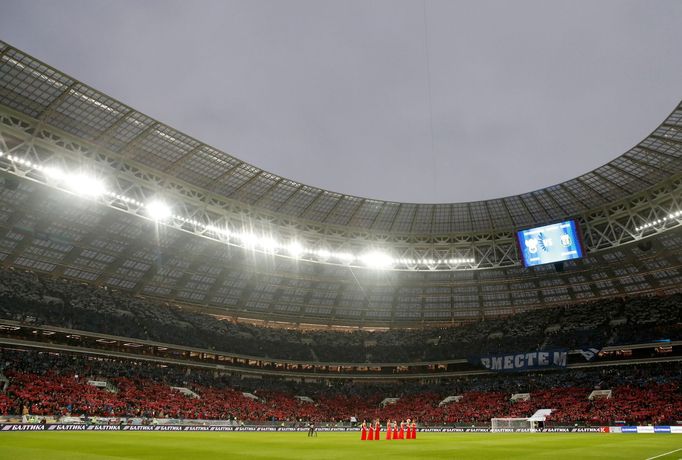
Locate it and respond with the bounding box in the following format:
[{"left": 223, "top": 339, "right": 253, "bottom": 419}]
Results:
[
  {"left": 287, "top": 241, "right": 305, "bottom": 258},
  {"left": 361, "top": 251, "right": 393, "bottom": 269},
  {"left": 146, "top": 200, "right": 172, "bottom": 221},
  {"left": 260, "top": 237, "right": 280, "bottom": 252},
  {"left": 334, "top": 252, "right": 355, "bottom": 264},
  {"left": 450, "top": 258, "right": 473, "bottom": 264},
  {"left": 67, "top": 173, "right": 106, "bottom": 197},
  {"left": 238, "top": 232, "right": 259, "bottom": 248},
  {"left": 42, "top": 166, "right": 67, "bottom": 181},
  {"left": 636, "top": 209, "right": 682, "bottom": 231},
  {"left": 315, "top": 249, "right": 331, "bottom": 260},
  {"left": 206, "top": 225, "right": 230, "bottom": 239},
  {"left": 0, "top": 152, "right": 489, "bottom": 272}
]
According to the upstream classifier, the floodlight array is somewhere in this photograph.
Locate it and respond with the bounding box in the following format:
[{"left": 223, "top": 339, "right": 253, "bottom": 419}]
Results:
[
  {"left": 360, "top": 251, "right": 394, "bottom": 269},
  {"left": 0, "top": 151, "right": 479, "bottom": 270},
  {"left": 146, "top": 200, "right": 172, "bottom": 221},
  {"left": 395, "top": 258, "right": 476, "bottom": 265},
  {"left": 635, "top": 211, "right": 682, "bottom": 232},
  {"left": 2, "top": 153, "right": 150, "bottom": 213}
]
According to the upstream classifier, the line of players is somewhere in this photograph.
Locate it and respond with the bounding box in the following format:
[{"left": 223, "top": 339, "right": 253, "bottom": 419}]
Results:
[{"left": 360, "top": 419, "right": 417, "bottom": 440}]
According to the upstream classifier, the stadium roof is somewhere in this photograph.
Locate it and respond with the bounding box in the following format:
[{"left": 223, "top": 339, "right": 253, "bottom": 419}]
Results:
[
  {"left": 0, "top": 41, "right": 680, "bottom": 236},
  {"left": 0, "top": 41, "right": 681, "bottom": 326}
]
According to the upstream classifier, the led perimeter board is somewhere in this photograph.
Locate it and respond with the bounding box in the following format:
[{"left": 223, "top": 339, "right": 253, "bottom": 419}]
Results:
[{"left": 517, "top": 220, "right": 584, "bottom": 267}]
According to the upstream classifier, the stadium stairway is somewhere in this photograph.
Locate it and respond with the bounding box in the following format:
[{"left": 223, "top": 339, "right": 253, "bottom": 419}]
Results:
[
  {"left": 171, "top": 387, "right": 200, "bottom": 399},
  {"left": 529, "top": 409, "right": 553, "bottom": 422}
]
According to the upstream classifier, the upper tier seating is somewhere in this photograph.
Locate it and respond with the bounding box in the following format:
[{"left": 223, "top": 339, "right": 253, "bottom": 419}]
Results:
[{"left": 0, "top": 267, "right": 680, "bottom": 363}]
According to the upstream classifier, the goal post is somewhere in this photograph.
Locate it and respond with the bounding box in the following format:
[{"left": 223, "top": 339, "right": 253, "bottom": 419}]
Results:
[{"left": 491, "top": 418, "right": 534, "bottom": 431}]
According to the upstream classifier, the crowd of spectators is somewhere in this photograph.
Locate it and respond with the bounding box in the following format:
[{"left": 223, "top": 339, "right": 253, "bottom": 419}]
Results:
[
  {"left": 1, "top": 348, "right": 680, "bottom": 426},
  {"left": 0, "top": 267, "right": 680, "bottom": 363}
]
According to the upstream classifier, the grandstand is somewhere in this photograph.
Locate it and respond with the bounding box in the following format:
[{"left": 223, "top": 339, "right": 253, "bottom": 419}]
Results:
[{"left": 0, "top": 38, "right": 681, "bottom": 459}]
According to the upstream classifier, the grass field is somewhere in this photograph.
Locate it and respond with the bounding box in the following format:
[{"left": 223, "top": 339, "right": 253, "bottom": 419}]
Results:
[{"left": 0, "top": 432, "right": 680, "bottom": 460}]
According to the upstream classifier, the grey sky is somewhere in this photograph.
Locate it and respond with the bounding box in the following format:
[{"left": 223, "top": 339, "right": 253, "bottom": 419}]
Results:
[{"left": 1, "top": 0, "right": 681, "bottom": 203}]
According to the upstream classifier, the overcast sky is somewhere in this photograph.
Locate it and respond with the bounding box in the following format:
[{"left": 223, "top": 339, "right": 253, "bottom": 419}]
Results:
[{"left": 1, "top": 0, "right": 681, "bottom": 203}]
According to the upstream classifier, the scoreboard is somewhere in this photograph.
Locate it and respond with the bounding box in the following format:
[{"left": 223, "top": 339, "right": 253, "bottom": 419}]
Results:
[{"left": 517, "top": 220, "right": 584, "bottom": 267}]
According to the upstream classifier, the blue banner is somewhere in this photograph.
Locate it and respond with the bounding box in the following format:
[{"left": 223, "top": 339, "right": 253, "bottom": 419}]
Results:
[
  {"left": 577, "top": 347, "right": 601, "bottom": 361},
  {"left": 470, "top": 349, "right": 568, "bottom": 372}
]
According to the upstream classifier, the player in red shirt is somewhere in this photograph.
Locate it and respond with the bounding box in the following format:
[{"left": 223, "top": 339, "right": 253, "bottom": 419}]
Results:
[
  {"left": 405, "top": 419, "right": 412, "bottom": 439},
  {"left": 367, "top": 420, "right": 374, "bottom": 441},
  {"left": 411, "top": 419, "right": 417, "bottom": 439},
  {"left": 374, "top": 419, "right": 380, "bottom": 441},
  {"left": 386, "top": 420, "right": 392, "bottom": 440},
  {"left": 399, "top": 420, "right": 405, "bottom": 439},
  {"left": 361, "top": 420, "right": 367, "bottom": 441},
  {"left": 392, "top": 420, "right": 399, "bottom": 439}
]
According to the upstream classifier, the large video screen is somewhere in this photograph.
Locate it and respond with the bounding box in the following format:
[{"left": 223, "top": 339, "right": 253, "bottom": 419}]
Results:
[{"left": 517, "top": 220, "right": 584, "bottom": 267}]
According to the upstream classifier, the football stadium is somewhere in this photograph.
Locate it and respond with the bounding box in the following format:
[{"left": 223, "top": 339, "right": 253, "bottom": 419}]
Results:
[{"left": 0, "top": 2, "right": 681, "bottom": 459}]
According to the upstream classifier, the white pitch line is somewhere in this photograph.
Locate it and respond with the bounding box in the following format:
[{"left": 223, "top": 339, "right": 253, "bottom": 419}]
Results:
[{"left": 644, "top": 447, "right": 682, "bottom": 460}]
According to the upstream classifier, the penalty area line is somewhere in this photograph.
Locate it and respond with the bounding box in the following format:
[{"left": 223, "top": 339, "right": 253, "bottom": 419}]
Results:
[{"left": 644, "top": 447, "right": 682, "bottom": 460}]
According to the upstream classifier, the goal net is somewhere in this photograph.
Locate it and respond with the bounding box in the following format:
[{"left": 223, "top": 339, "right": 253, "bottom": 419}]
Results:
[{"left": 491, "top": 418, "right": 533, "bottom": 431}]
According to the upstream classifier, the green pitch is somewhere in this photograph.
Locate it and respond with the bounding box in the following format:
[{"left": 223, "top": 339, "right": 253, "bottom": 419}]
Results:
[{"left": 0, "top": 432, "right": 680, "bottom": 460}]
